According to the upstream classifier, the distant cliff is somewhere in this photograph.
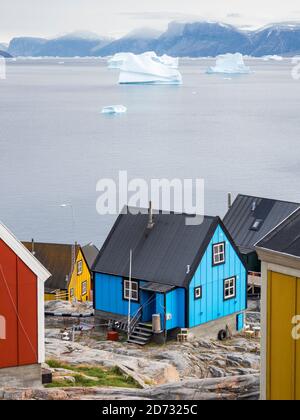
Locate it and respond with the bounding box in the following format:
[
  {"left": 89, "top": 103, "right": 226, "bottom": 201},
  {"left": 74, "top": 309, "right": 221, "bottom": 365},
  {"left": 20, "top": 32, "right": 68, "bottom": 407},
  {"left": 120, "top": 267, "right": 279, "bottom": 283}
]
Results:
[
  {"left": 8, "top": 32, "right": 112, "bottom": 57},
  {"left": 0, "top": 50, "right": 11, "bottom": 58},
  {"left": 7, "top": 22, "right": 300, "bottom": 57}
]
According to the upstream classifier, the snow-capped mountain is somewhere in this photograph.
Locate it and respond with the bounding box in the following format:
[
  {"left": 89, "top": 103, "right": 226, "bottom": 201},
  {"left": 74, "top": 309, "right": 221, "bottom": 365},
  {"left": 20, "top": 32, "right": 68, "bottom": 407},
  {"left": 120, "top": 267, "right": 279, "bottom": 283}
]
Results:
[
  {"left": 7, "top": 22, "right": 300, "bottom": 57},
  {"left": 249, "top": 23, "right": 300, "bottom": 56},
  {"left": 8, "top": 32, "right": 112, "bottom": 57},
  {"left": 154, "top": 21, "right": 251, "bottom": 57},
  {"left": 94, "top": 27, "right": 161, "bottom": 56},
  {"left": 8, "top": 37, "right": 47, "bottom": 57}
]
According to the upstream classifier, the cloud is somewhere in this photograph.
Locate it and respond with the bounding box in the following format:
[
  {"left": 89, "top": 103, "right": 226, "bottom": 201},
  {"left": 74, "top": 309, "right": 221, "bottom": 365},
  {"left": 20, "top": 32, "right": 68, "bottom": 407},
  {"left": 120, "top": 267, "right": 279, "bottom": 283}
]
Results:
[
  {"left": 119, "top": 11, "right": 202, "bottom": 22},
  {"left": 227, "top": 13, "right": 242, "bottom": 19}
]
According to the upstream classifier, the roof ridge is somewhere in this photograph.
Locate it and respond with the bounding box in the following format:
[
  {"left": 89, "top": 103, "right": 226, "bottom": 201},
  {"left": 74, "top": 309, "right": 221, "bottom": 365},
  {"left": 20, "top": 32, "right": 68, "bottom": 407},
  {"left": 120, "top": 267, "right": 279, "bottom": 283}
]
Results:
[
  {"left": 124, "top": 205, "right": 216, "bottom": 218},
  {"left": 255, "top": 206, "right": 300, "bottom": 247},
  {"left": 22, "top": 241, "right": 81, "bottom": 247},
  {"left": 236, "top": 193, "right": 300, "bottom": 206}
]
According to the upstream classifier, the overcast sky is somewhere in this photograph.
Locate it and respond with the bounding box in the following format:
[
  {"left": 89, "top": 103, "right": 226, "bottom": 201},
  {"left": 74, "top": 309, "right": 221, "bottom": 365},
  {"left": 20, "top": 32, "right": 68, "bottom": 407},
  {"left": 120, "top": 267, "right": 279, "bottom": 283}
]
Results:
[{"left": 1, "top": 0, "right": 300, "bottom": 42}]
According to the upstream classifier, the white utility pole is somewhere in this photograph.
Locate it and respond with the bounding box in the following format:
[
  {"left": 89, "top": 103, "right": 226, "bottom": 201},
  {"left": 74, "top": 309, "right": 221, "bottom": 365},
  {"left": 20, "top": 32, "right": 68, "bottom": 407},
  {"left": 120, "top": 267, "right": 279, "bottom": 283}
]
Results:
[{"left": 127, "top": 249, "right": 133, "bottom": 340}]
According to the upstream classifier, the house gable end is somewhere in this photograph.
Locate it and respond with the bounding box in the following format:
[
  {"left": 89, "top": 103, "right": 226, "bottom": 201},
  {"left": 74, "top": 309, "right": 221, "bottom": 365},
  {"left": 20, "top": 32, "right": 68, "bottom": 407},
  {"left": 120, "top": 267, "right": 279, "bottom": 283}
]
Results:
[{"left": 188, "top": 221, "right": 247, "bottom": 328}]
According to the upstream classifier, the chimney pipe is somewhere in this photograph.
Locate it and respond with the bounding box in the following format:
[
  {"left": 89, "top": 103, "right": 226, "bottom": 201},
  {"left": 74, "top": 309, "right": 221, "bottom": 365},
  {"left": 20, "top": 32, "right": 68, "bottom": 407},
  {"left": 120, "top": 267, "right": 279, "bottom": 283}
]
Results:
[
  {"left": 228, "top": 192, "right": 232, "bottom": 210},
  {"left": 147, "top": 201, "right": 155, "bottom": 230},
  {"left": 31, "top": 238, "right": 35, "bottom": 255}
]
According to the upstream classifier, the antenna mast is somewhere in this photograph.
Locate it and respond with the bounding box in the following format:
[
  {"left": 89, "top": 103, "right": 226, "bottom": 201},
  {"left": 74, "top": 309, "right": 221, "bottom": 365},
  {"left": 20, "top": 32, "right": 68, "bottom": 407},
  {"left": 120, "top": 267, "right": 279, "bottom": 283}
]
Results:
[{"left": 127, "top": 249, "right": 133, "bottom": 340}]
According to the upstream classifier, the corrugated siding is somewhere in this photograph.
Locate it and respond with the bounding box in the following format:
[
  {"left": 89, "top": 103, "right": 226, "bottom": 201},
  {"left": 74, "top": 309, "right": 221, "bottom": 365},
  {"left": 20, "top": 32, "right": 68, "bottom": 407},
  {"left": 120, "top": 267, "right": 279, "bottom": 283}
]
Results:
[
  {"left": 189, "top": 225, "right": 247, "bottom": 328},
  {"left": 17, "top": 259, "right": 38, "bottom": 366},
  {"left": 94, "top": 273, "right": 140, "bottom": 317},
  {"left": 141, "top": 289, "right": 156, "bottom": 322},
  {"left": 95, "top": 274, "right": 185, "bottom": 330},
  {"left": 0, "top": 239, "right": 38, "bottom": 369},
  {"left": 236, "top": 313, "right": 245, "bottom": 331},
  {"left": 0, "top": 240, "right": 18, "bottom": 368},
  {"left": 267, "top": 272, "right": 300, "bottom": 400},
  {"left": 155, "top": 293, "right": 165, "bottom": 330},
  {"left": 166, "top": 288, "right": 185, "bottom": 330}
]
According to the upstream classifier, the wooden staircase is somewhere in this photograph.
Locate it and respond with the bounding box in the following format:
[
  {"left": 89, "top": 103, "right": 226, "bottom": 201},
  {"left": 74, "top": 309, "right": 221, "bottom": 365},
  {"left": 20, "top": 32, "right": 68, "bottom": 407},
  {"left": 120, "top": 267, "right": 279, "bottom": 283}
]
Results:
[{"left": 127, "top": 322, "right": 153, "bottom": 346}]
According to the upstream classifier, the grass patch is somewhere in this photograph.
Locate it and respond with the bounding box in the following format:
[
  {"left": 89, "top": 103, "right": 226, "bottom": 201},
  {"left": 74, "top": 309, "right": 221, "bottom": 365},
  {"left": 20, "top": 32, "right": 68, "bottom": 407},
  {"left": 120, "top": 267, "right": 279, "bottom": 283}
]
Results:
[{"left": 46, "top": 359, "right": 140, "bottom": 389}]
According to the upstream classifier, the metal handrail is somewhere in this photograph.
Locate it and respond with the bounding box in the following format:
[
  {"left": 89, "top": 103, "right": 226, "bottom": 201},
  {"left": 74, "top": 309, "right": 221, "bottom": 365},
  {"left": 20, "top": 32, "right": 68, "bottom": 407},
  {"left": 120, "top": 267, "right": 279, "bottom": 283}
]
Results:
[
  {"left": 128, "top": 294, "right": 155, "bottom": 335},
  {"left": 129, "top": 306, "right": 142, "bottom": 334}
]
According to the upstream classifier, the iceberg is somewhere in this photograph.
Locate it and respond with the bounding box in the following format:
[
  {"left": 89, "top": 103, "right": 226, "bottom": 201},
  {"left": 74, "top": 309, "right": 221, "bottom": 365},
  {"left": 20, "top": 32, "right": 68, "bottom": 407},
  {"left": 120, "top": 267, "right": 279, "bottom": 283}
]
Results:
[
  {"left": 108, "top": 51, "right": 179, "bottom": 70},
  {"left": 108, "top": 53, "right": 130, "bottom": 69},
  {"left": 151, "top": 53, "right": 179, "bottom": 68},
  {"left": 101, "top": 105, "right": 127, "bottom": 114},
  {"left": 207, "top": 53, "right": 251, "bottom": 74},
  {"left": 116, "top": 52, "right": 182, "bottom": 85}
]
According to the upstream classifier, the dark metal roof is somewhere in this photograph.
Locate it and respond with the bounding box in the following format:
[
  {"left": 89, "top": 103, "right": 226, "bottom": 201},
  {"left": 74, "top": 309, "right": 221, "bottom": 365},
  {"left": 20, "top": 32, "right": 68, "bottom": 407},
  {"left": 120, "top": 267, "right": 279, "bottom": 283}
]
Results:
[
  {"left": 22, "top": 242, "right": 80, "bottom": 291},
  {"left": 223, "top": 194, "right": 300, "bottom": 254},
  {"left": 256, "top": 208, "right": 300, "bottom": 257},
  {"left": 140, "top": 282, "right": 175, "bottom": 293},
  {"left": 93, "top": 208, "right": 219, "bottom": 288},
  {"left": 81, "top": 243, "right": 99, "bottom": 270}
]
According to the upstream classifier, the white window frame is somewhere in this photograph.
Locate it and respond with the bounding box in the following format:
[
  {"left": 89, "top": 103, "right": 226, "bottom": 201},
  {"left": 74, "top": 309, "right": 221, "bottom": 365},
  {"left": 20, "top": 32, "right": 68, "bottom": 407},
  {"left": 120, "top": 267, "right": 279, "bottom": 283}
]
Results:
[
  {"left": 123, "top": 279, "right": 139, "bottom": 302},
  {"left": 213, "top": 242, "right": 225, "bottom": 266},
  {"left": 194, "top": 286, "right": 202, "bottom": 300},
  {"left": 81, "top": 280, "right": 87, "bottom": 296},
  {"left": 77, "top": 260, "right": 83, "bottom": 275},
  {"left": 224, "top": 277, "right": 236, "bottom": 301}
]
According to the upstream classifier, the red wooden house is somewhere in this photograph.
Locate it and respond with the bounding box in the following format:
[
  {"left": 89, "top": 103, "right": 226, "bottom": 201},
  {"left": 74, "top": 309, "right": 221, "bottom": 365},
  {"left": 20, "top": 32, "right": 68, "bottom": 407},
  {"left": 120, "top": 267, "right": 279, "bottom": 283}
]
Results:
[{"left": 0, "top": 222, "right": 50, "bottom": 387}]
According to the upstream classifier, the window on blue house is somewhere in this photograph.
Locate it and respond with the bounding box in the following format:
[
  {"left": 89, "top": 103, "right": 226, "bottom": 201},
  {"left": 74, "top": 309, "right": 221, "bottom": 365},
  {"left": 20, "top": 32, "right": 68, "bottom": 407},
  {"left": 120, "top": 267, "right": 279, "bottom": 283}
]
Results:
[
  {"left": 123, "top": 279, "right": 139, "bottom": 302},
  {"left": 194, "top": 286, "right": 202, "bottom": 300},
  {"left": 213, "top": 242, "right": 225, "bottom": 266},
  {"left": 224, "top": 277, "right": 236, "bottom": 300}
]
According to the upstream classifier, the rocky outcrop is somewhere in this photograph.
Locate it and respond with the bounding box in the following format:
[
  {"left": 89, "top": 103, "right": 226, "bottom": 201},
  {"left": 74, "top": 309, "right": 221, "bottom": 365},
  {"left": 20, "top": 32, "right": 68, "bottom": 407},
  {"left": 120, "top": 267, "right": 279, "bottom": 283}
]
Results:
[
  {"left": 0, "top": 374, "right": 259, "bottom": 400},
  {"left": 45, "top": 331, "right": 260, "bottom": 388}
]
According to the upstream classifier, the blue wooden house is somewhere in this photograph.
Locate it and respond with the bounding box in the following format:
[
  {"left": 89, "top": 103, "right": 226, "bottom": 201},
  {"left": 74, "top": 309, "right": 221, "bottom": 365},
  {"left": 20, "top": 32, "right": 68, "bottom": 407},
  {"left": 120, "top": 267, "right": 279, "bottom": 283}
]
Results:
[{"left": 93, "top": 206, "right": 247, "bottom": 345}]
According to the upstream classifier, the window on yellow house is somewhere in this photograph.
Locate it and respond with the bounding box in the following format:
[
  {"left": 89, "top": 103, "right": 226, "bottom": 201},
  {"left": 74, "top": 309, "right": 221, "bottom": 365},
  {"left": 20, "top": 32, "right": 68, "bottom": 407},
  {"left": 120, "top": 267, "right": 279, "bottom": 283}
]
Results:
[
  {"left": 82, "top": 281, "right": 87, "bottom": 296},
  {"left": 77, "top": 260, "right": 83, "bottom": 275}
]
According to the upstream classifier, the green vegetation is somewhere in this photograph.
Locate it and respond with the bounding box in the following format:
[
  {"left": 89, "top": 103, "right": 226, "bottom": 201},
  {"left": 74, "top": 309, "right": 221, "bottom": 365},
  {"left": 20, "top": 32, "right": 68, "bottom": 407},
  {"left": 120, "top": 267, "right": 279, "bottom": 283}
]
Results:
[{"left": 46, "top": 359, "right": 140, "bottom": 389}]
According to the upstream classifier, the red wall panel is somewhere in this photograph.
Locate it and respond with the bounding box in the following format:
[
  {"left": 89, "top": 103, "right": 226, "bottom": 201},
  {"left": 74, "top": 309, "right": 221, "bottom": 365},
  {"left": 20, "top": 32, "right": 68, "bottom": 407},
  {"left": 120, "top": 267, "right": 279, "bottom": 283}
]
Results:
[
  {"left": 0, "top": 240, "right": 18, "bottom": 368},
  {"left": 17, "top": 259, "right": 38, "bottom": 366},
  {"left": 0, "top": 239, "right": 38, "bottom": 368}
]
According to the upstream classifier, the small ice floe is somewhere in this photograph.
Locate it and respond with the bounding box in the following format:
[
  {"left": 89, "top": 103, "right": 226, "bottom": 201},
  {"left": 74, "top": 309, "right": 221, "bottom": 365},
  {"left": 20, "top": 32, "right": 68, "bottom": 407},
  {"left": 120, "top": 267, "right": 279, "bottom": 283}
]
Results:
[
  {"left": 207, "top": 53, "right": 251, "bottom": 74},
  {"left": 262, "top": 55, "right": 283, "bottom": 62},
  {"left": 101, "top": 105, "right": 127, "bottom": 114}
]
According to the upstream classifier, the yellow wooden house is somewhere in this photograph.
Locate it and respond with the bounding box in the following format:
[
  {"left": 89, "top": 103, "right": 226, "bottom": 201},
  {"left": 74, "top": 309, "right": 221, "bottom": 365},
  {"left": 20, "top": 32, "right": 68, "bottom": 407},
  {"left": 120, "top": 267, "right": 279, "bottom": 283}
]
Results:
[
  {"left": 68, "top": 243, "right": 99, "bottom": 302},
  {"left": 256, "top": 208, "right": 300, "bottom": 400},
  {"left": 23, "top": 241, "right": 98, "bottom": 303},
  {"left": 69, "top": 249, "right": 89, "bottom": 301}
]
